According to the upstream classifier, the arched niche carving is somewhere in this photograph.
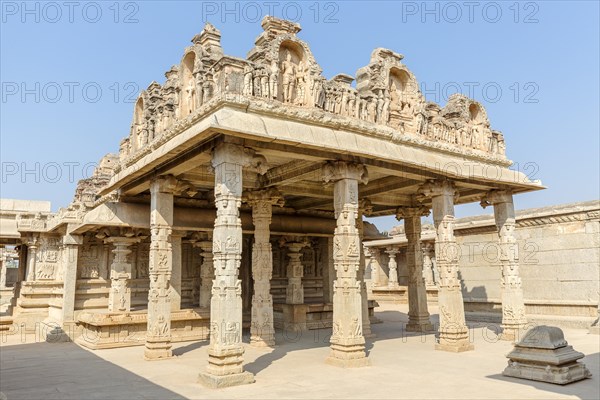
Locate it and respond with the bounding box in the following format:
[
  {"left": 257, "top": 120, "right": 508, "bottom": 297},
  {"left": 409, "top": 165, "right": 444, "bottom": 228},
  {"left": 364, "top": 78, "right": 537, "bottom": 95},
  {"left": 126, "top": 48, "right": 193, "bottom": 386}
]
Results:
[
  {"left": 180, "top": 51, "right": 196, "bottom": 116},
  {"left": 278, "top": 40, "right": 306, "bottom": 104},
  {"left": 389, "top": 67, "right": 411, "bottom": 93}
]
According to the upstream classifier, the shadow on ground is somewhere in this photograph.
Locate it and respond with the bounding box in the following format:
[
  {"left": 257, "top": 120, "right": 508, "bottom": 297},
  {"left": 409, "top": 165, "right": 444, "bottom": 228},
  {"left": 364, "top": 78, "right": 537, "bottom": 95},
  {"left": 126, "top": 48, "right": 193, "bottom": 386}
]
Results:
[{"left": 0, "top": 342, "right": 186, "bottom": 400}]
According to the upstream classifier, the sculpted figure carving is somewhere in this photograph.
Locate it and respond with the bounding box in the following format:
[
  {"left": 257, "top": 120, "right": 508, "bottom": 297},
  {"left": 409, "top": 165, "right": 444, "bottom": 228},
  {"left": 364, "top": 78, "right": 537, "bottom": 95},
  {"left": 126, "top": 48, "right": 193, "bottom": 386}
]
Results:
[
  {"left": 269, "top": 60, "right": 278, "bottom": 99},
  {"left": 295, "top": 62, "right": 307, "bottom": 106},
  {"left": 347, "top": 92, "right": 356, "bottom": 117},
  {"left": 184, "top": 76, "right": 195, "bottom": 115},
  {"left": 202, "top": 73, "right": 214, "bottom": 103},
  {"left": 389, "top": 82, "right": 402, "bottom": 113},
  {"left": 382, "top": 90, "right": 390, "bottom": 122},
  {"left": 253, "top": 72, "right": 261, "bottom": 97},
  {"left": 243, "top": 65, "right": 253, "bottom": 96},
  {"left": 260, "top": 67, "right": 269, "bottom": 98},
  {"left": 367, "top": 98, "right": 377, "bottom": 123},
  {"left": 376, "top": 91, "right": 384, "bottom": 122},
  {"left": 281, "top": 51, "right": 296, "bottom": 103}
]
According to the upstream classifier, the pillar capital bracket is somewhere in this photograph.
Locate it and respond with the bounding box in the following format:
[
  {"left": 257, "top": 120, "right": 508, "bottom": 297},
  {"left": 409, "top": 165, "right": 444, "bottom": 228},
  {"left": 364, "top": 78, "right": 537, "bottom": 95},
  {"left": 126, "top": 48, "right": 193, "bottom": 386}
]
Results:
[
  {"left": 358, "top": 198, "right": 373, "bottom": 216},
  {"left": 25, "top": 234, "right": 39, "bottom": 248},
  {"left": 104, "top": 236, "right": 142, "bottom": 245},
  {"left": 279, "top": 236, "right": 310, "bottom": 252},
  {"left": 243, "top": 188, "right": 285, "bottom": 207},
  {"left": 385, "top": 247, "right": 399, "bottom": 256},
  {"left": 189, "top": 231, "right": 211, "bottom": 244},
  {"left": 211, "top": 142, "right": 268, "bottom": 174},
  {"left": 480, "top": 189, "right": 513, "bottom": 208},
  {"left": 151, "top": 175, "right": 198, "bottom": 197},
  {"left": 418, "top": 179, "right": 458, "bottom": 200},
  {"left": 63, "top": 233, "right": 83, "bottom": 246},
  {"left": 395, "top": 205, "right": 430, "bottom": 221},
  {"left": 322, "top": 161, "right": 368, "bottom": 184}
]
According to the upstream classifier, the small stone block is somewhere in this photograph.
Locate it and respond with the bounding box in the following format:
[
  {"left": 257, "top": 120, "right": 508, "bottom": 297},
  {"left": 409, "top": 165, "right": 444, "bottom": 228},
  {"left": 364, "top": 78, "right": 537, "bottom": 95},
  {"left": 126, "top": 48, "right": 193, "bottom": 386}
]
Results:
[
  {"left": 198, "top": 371, "right": 255, "bottom": 388},
  {"left": 502, "top": 325, "right": 592, "bottom": 385},
  {"left": 325, "top": 353, "right": 371, "bottom": 368},
  {"left": 435, "top": 342, "right": 474, "bottom": 352}
]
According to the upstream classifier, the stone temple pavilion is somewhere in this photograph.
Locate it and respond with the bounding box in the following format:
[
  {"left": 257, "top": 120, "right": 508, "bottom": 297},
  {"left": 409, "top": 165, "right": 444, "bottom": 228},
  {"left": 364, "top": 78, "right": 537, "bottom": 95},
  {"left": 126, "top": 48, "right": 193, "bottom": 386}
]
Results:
[{"left": 4, "top": 17, "right": 544, "bottom": 388}]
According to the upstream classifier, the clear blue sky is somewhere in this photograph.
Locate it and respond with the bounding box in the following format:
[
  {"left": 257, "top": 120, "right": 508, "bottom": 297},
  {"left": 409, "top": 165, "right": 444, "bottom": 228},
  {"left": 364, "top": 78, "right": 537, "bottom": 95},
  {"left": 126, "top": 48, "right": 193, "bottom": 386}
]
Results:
[{"left": 1, "top": 1, "right": 599, "bottom": 232}]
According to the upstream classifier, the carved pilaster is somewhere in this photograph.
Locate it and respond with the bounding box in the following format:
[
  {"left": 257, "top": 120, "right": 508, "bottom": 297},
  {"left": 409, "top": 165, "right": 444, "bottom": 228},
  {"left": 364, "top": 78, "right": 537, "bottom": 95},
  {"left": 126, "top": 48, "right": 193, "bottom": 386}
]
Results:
[
  {"left": 63, "top": 234, "right": 81, "bottom": 318},
  {"left": 170, "top": 232, "right": 184, "bottom": 311},
  {"left": 357, "top": 198, "right": 374, "bottom": 338},
  {"left": 419, "top": 179, "right": 473, "bottom": 352},
  {"left": 281, "top": 238, "right": 308, "bottom": 305},
  {"left": 246, "top": 188, "right": 283, "bottom": 347},
  {"left": 0, "top": 247, "right": 6, "bottom": 289},
  {"left": 368, "top": 248, "right": 381, "bottom": 287},
  {"left": 105, "top": 237, "right": 140, "bottom": 313},
  {"left": 198, "top": 142, "right": 257, "bottom": 388},
  {"left": 422, "top": 243, "right": 436, "bottom": 287},
  {"left": 25, "top": 236, "right": 38, "bottom": 282},
  {"left": 195, "top": 236, "right": 214, "bottom": 309},
  {"left": 322, "top": 161, "right": 370, "bottom": 368},
  {"left": 145, "top": 175, "right": 177, "bottom": 361},
  {"left": 396, "top": 206, "right": 433, "bottom": 332},
  {"left": 385, "top": 248, "right": 399, "bottom": 288},
  {"left": 482, "top": 190, "right": 527, "bottom": 341}
]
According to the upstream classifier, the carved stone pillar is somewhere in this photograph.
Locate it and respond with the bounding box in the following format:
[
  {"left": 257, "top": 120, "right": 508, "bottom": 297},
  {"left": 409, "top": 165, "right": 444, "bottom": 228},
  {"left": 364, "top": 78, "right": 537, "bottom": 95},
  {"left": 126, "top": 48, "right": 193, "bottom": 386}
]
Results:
[
  {"left": 482, "top": 190, "right": 527, "bottom": 341},
  {"left": 369, "top": 248, "right": 381, "bottom": 287},
  {"left": 397, "top": 206, "right": 433, "bottom": 332},
  {"left": 145, "top": 175, "right": 176, "bottom": 361},
  {"left": 280, "top": 237, "right": 309, "bottom": 332},
  {"left": 420, "top": 180, "right": 473, "bottom": 352},
  {"left": 0, "top": 247, "right": 6, "bottom": 288},
  {"left": 322, "top": 161, "right": 370, "bottom": 368},
  {"left": 99, "top": 242, "right": 109, "bottom": 280},
  {"left": 357, "top": 199, "right": 373, "bottom": 338},
  {"left": 246, "top": 188, "right": 282, "bottom": 347},
  {"left": 47, "top": 233, "right": 82, "bottom": 341},
  {"left": 198, "top": 142, "right": 260, "bottom": 388},
  {"left": 105, "top": 237, "right": 140, "bottom": 313},
  {"left": 170, "top": 232, "right": 184, "bottom": 311},
  {"left": 422, "top": 243, "right": 435, "bottom": 287},
  {"left": 62, "top": 234, "right": 81, "bottom": 322},
  {"left": 283, "top": 240, "right": 307, "bottom": 305},
  {"left": 322, "top": 236, "right": 334, "bottom": 303},
  {"left": 364, "top": 247, "right": 373, "bottom": 293},
  {"left": 196, "top": 237, "right": 214, "bottom": 309},
  {"left": 25, "top": 236, "right": 38, "bottom": 282},
  {"left": 386, "top": 248, "right": 399, "bottom": 288}
]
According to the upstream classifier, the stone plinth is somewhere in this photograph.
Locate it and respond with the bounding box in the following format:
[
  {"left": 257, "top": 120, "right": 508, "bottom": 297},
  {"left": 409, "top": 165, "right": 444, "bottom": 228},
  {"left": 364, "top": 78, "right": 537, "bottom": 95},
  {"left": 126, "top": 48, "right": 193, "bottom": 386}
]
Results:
[
  {"left": 503, "top": 325, "right": 592, "bottom": 385},
  {"left": 76, "top": 308, "right": 210, "bottom": 349}
]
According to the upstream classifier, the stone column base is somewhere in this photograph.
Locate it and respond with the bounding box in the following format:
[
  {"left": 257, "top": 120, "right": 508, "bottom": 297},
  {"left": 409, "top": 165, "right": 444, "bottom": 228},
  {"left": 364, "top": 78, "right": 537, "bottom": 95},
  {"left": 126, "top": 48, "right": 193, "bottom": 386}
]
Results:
[
  {"left": 435, "top": 341, "right": 474, "bottom": 352},
  {"left": 325, "top": 346, "right": 371, "bottom": 368},
  {"left": 282, "top": 304, "right": 308, "bottom": 332},
  {"left": 406, "top": 321, "right": 434, "bottom": 332},
  {"left": 198, "top": 371, "right": 255, "bottom": 388},
  {"left": 500, "top": 325, "right": 525, "bottom": 342},
  {"left": 504, "top": 361, "right": 591, "bottom": 385},
  {"left": 144, "top": 339, "right": 172, "bottom": 360},
  {"left": 363, "top": 331, "right": 376, "bottom": 339},
  {"left": 45, "top": 326, "right": 72, "bottom": 343},
  {"left": 250, "top": 336, "right": 275, "bottom": 347}
]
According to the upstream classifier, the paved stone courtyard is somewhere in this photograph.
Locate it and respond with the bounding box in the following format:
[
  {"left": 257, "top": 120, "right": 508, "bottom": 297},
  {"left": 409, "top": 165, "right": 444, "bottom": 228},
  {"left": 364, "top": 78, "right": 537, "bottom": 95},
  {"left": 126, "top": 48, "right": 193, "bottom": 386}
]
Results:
[{"left": 1, "top": 303, "right": 598, "bottom": 400}]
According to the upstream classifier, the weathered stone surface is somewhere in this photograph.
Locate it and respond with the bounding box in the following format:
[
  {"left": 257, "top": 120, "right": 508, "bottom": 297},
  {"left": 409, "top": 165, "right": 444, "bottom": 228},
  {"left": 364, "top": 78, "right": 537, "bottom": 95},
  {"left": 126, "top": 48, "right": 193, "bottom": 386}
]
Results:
[{"left": 503, "top": 325, "right": 592, "bottom": 385}]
